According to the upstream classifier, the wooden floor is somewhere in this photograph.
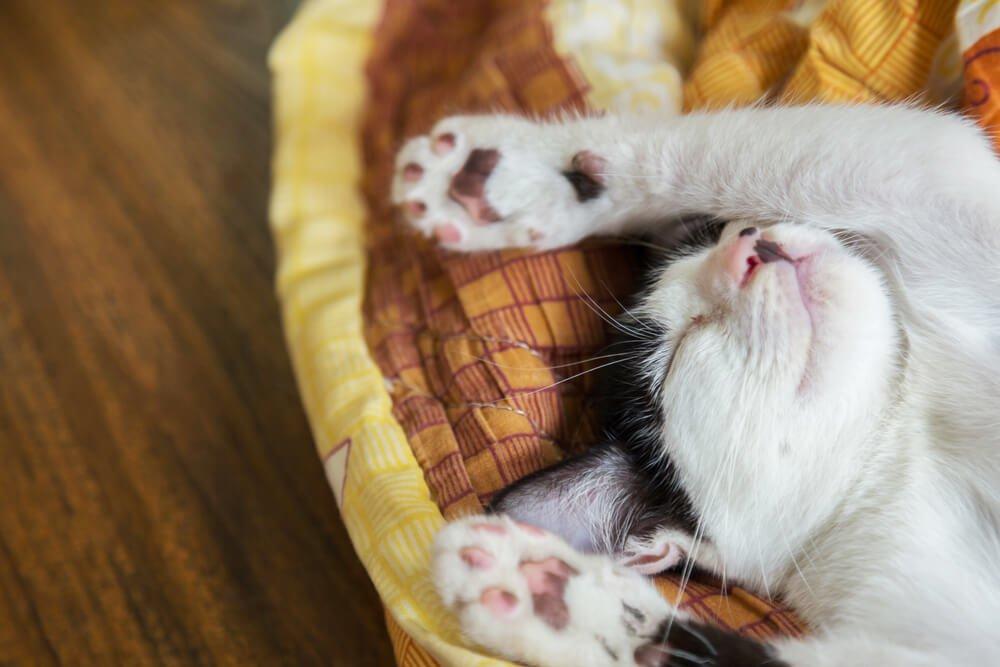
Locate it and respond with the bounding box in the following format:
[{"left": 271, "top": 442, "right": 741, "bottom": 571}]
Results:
[{"left": 0, "top": 1, "right": 394, "bottom": 664}]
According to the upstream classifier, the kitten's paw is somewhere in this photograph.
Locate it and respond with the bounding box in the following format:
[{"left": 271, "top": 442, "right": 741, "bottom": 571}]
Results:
[
  {"left": 392, "top": 116, "right": 610, "bottom": 252},
  {"left": 433, "top": 516, "right": 674, "bottom": 667},
  {"left": 618, "top": 531, "right": 689, "bottom": 576},
  {"left": 618, "top": 528, "right": 722, "bottom": 576}
]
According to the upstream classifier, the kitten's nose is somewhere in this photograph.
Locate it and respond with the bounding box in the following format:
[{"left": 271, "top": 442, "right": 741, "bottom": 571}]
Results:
[
  {"left": 754, "top": 238, "right": 794, "bottom": 263},
  {"left": 723, "top": 232, "right": 793, "bottom": 286}
]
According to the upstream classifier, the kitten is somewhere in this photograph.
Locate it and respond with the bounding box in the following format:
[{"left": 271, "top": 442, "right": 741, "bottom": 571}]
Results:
[{"left": 391, "top": 105, "right": 1000, "bottom": 666}]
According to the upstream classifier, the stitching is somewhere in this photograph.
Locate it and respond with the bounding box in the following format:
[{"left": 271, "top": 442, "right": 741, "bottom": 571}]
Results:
[{"left": 383, "top": 376, "right": 559, "bottom": 443}]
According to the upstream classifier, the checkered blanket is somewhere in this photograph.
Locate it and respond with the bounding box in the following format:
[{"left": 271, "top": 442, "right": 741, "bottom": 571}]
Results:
[{"left": 269, "top": 1, "right": 1000, "bottom": 665}]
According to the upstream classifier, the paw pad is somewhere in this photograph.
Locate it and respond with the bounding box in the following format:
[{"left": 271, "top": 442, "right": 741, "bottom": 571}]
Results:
[
  {"left": 402, "top": 163, "right": 423, "bottom": 182},
  {"left": 564, "top": 150, "right": 607, "bottom": 202},
  {"left": 449, "top": 148, "right": 502, "bottom": 224},
  {"left": 432, "top": 132, "right": 456, "bottom": 155},
  {"left": 481, "top": 588, "right": 519, "bottom": 616},
  {"left": 460, "top": 547, "right": 495, "bottom": 569}
]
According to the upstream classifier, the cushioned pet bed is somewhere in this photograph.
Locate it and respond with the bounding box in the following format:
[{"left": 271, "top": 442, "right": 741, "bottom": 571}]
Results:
[{"left": 269, "top": 0, "right": 1000, "bottom": 664}]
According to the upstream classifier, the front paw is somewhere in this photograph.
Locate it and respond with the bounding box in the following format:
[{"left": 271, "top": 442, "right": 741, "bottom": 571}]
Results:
[{"left": 391, "top": 115, "right": 609, "bottom": 252}]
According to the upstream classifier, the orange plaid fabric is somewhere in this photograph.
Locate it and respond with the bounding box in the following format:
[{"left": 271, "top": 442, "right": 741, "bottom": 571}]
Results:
[
  {"left": 962, "top": 24, "right": 1000, "bottom": 152},
  {"left": 363, "top": 0, "right": 613, "bottom": 521}
]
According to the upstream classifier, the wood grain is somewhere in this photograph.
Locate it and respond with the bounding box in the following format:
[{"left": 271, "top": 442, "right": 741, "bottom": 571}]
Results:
[{"left": 0, "top": 1, "right": 394, "bottom": 664}]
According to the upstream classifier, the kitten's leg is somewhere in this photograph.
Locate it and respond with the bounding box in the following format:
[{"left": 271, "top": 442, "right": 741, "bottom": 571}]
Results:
[
  {"left": 393, "top": 106, "right": 1000, "bottom": 256},
  {"left": 488, "top": 443, "right": 702, "bottom": 575},
  {"left": 620, "top": 528, "right": 723, "bottom": 577},
  {"left": 434, "top": 515, "right": 780, "bottom": 667}
]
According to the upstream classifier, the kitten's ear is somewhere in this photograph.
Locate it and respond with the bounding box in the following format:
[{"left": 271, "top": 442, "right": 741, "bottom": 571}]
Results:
[{"left": 489, "top": 443, "right": 679, "bottom": 553}]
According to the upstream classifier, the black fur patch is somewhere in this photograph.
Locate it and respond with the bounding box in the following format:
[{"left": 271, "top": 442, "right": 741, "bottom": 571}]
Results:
[
  {"left": 635, "top": 619, "right": 788, "bottom": 667},
  {"left": 562, "top": 168, "right": 605, "bottom": 202},
  {"left": 592, "top": 216, "right": 729, "bottom": 537}
]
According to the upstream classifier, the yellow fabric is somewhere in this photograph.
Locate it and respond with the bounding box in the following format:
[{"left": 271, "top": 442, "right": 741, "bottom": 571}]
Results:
[
  {"left": 547, "top": 0, "right": 694, "bottom": 112},
  {"left": 269, "top": 2, "right": 504, "bottom": 665},
  {"left": 685, "top": 0, "right": 962, "bottom": 110}
]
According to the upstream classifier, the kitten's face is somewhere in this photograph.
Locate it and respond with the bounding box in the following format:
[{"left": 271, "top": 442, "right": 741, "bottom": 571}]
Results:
[{"left": 638, "top": 222, "right": 899, "bottom": 563}]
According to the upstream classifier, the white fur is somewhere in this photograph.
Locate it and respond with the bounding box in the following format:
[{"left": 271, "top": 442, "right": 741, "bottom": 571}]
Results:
[{"left": 400, "top": 105, "right": 1000, "bottom": 665}]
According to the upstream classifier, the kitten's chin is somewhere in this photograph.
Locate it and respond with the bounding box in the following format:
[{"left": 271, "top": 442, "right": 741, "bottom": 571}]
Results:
[{"left": 735, "top": 242, "right": 888, "bottom": 398}]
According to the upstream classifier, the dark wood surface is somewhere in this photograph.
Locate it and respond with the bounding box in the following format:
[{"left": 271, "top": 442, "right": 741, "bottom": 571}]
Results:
[{"left": 0, "top": 1, "right": 394, "bottom": 664}]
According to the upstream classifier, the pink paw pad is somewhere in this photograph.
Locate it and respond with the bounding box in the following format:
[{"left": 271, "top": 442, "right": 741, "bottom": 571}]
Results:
[
  {"left": 459, "top": 547, "right": 495, "bottom": 570},
  {"left": 519, "top": 557, "right": 577, "bottom": 631},
  {"left": 520, "top": 557, "right": 575, "bottom": 596},
  {"left": 432, "top": 132, "right": 456, "bottom": 155},
  {"left": 448, "top": 148, "right": 502, "bottom": 224},
  {"left": 570, "top": 150, "right": 607, "bottom": 184},
  {"left": 622, "top": 543, "right": 684, "bottom": 574},
  {"left": 433, "top": 223, "right": 463, "bottom": 244},
  {"left": 402, "top": 163, "right": 423, "bottom": 182},
  {"left": 481, "top": 588, "right": 518, "bottom": 617},
  {"left": 565, "top": 150, "right": 607, "bottom": 202}
]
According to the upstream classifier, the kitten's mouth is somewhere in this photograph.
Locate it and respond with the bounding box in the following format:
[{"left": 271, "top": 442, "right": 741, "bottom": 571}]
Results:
[{"left": 741, "top": 238, "right": 820, "bottom": 393}]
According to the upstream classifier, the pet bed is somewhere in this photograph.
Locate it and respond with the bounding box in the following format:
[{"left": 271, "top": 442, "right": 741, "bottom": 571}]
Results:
[{"left": 269, "top": 1, "right": 1000, "bottom": 664}]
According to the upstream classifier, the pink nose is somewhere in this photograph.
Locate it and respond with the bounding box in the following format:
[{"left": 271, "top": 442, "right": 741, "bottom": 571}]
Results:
[{"left": 723, "top": 227, "right": 794, "bottom": 286}]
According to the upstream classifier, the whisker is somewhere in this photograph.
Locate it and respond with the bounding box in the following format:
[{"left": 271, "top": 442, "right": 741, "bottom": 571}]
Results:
[
  {"left": 595, "top": 276, "right": 658, "bottom": 336},
  {"left": 564, "top": 264, "right": 651, "bottom": 340},
  {"left": 661, "top": 647, "right": 713, "bottom": 666},
  {"left": 667, "top": 525, "right": 705, "bottom": 637},
  {"left": 468, "top": 350, "right": 637, "bottom": 372},
  {"left": 676, "top": 622, "right": 718, "bottom": 657},
  {"left": 509, "top": 356, "right": 636, "bottom": 399},
  {"left": 781, "top": 533, "right": 816, "bottom": 601},
  {"left": 600, "top": 235, "right": 674, "bottom": 254}
]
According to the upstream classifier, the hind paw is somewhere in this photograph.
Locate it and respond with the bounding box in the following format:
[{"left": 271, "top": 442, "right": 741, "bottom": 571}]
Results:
[{"left": 433, "top": 516, "right": 675, "bottom": 667}]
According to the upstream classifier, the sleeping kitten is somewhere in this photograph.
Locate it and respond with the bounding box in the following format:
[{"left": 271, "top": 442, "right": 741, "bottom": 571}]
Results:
[{"left": 391, "top": 105, "right": 1000, "bottom": 666}]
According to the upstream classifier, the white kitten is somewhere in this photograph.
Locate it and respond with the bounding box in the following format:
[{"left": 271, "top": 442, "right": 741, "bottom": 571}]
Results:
[{"left": 393, "top": 105, "right": 1000, "bottom": 666}]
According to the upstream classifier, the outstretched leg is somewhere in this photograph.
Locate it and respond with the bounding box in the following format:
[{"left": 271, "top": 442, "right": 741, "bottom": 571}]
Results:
[
  {"left": 394, "top": 105, "right": 1000, "bottom": 338},
  {"left": 395, "top": 106, "right": 1000, "bottom": 253}
]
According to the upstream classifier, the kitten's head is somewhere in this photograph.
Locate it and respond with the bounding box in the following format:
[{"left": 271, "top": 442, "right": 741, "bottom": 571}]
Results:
[
  {"left": 617, "top": 220, "right": 901, "bottom": 563},
  {"left": 492, "top": 220, "right": 903, "bottom": 576}
]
